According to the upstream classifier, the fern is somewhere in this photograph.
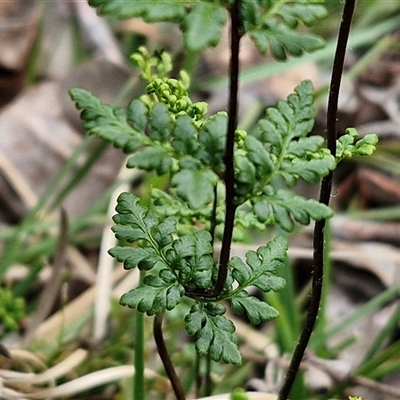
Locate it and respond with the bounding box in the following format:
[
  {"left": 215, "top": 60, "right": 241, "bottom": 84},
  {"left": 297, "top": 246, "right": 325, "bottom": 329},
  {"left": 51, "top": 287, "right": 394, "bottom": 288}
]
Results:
[
  {"left": 89, "top": 0, "right": 226, "bottom": 51},
  {"left": 68, "top": 2, "right": 381, "bottom": 399},
  {"left": 71, "top": 21, "right": 377, "bottom": 370},
  {"left": 88, "top": 0, "right": 327, "bottom": 58}
]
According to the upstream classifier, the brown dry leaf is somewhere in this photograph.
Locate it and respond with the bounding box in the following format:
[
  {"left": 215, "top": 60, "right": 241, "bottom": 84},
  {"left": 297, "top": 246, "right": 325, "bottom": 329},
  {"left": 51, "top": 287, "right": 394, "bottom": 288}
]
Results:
[
  {"left": 116, "top": 18, "right": 165, "bottom": 44},
  {"left": 0, "top": 348, "right": 168, "bottom": 399},
  {"left": 231, "top": 236, "right": 400, "bottom": 289},
  {"left": 59, "top": 56, "right": 136, "bottom": 128},
  {"left": 0, "top": 0, "right": 40, "bottom": 106},
  {"left": 0, "top": 1, "right": 39, "bottom": 69},
  {"left": 0, "top": 81, "right": 80, "bottom": 221},
  {"left": 332, "top": 216, "right": 400, "bottom": 246},
  {"left": 336, "top": 167, "right": 400, "bottom": 209},
  {"left": 338, "top": 36, "right": 400, "bottom": 137},
  {"left": 31, "top": 267, "right": 132, "bottom": 343},
  {"left": 0, "top": 74, "right": 126, "bottom": 220},
  {"left": 357, "top": 76, "right": 400, "bottom": 138}
]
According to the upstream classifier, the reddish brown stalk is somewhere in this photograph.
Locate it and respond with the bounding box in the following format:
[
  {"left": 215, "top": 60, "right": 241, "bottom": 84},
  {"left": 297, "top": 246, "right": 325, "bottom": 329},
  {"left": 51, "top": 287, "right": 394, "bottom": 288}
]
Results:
[
  {"left": 154, "top": 311, "right": 186, "bottom": 400},
  {"left": 188, "top": 0, "right": 242, "bottom": 300},
  {"left": 278, "top": 1, "right": 356, "bottom": 399},
  {"left": 213, "top": 0, "right": 241, "bottom": 297}
]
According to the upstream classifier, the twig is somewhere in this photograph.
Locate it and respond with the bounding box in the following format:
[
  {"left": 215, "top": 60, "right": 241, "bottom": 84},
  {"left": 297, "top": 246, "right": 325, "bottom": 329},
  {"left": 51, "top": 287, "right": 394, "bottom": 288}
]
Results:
[
  {"left": 352, "top": 375, "right": 400, "bottom": 398},
  {"left": 153, "top": 311, "right": 186, "bottom": 400},
  {"left": 278, "top": 1, "right": 356, "bottom": 399},
  {"left": 305, "top": 354, "right": 400, "bottom": 399}
]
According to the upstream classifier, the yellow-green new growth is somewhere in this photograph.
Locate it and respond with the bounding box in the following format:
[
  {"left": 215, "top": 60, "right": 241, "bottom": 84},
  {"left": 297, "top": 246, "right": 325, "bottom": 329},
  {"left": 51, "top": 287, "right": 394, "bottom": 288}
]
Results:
[
  {"left": 131, "top": 46, "right": 173, "bottom": 82},
  {"left": 145, "top": 77, "right": 208, "bottom": 124},
  {"left": 336, "top": 127, "right": 378, "bottom": 162},
  {"left": 231, "top": 388, "right": 250, "bottom": 400}
]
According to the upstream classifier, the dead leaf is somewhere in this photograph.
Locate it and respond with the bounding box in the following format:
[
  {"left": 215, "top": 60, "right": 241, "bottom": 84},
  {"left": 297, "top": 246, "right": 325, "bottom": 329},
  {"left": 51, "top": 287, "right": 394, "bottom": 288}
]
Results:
[
  {"left": 0, "top": 78, "right": 125, "bottom": 219},
  {"left": 0, "top": 0, "right": 40, "bottom": 106}
]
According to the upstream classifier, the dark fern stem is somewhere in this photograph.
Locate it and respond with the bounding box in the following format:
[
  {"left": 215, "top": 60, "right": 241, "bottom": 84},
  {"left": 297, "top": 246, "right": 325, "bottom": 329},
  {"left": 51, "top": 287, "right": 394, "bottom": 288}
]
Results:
[
  {"left": 210, "top": 184, "right": 218, "bottom": 247},
  {"left": 277, "top": 1, "right": 356, "bottom": 399},
  {"left": 186, "top": 0, "right": 241, "bottom": 301},
  {"left": 212, "top": 0, "right": 241, "bottom": 298},
  {"left": 154, "top": 311, "right": 186, "bottom": 400}
]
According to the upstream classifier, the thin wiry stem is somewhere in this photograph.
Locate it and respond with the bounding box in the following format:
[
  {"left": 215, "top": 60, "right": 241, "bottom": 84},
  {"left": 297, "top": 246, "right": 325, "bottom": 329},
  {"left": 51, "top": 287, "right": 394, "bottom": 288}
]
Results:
[
  {"left": 185, "top": 0, "right": 241, "bottom": 300},
  {"left": 154, "top": 311, "right": 186, "bottom": 400},
  {"left": 204, "top": 0, "right": 241, "bottom": 299},
  {"left": 210, "top": 184, "right": 218, "bottom": 247},
  {"left": 278, "top": 1, "right": 356, "bottom": 399}
]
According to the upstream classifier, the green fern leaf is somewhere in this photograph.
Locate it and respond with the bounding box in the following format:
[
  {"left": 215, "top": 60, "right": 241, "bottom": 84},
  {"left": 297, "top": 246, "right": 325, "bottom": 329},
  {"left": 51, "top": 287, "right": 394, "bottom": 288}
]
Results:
[
  {"left": 69, "top": 89, "right": 143, "bottom": 153},
  {"left": 288, "top": 136, "right": 325, "bottom": 156},
  {"left": 229, "top": 237, "right": 287, "bottom": 292},
  {"left": 282, "top": 156, "right": 336, "bottom": 185},
  {"left": 109, "top": 193, "right": 177, "bottom": 268},
  {"left": 184, "top": 2, "right": 226, "bottom": 51},
  {"left": 336, "top": 128, "right": 379, "bottom": 161},
  {"left": 127, "top": 99, "right": 149, "bottom": 131},
  {"left": 251, "top": 189, "right": 333, "bottom": 231},
  {"left": 225, "top": 239, "right": 286, "bottom": 324},
  {"left": 197, "top": 112, "right": 227, "bottom": 172},
  {"left": 89, "top": 0, "right": 226, "bottom": 51},
  {"left": 185, "top": 303, "right": 242, "bottom": 365},
  {"left": 171, "top": 165, "right": 218, "bottom": 209},
  {"left": 172, "top": 115, "right": 200, "bottom": 155},
  {"left": 166, "top": 230, "right": 214, "bottom": 290},
  {"left": 251, "top": 25, "right": 325, "bottom": 60},
  {"left": 235, "top": 80, "right": 335, "bottom": 207},
  {"left": 148, "top": 103, "right": 174, "bottom": 142},
  {"left": 231, "top": 291, "right": 279, "bottom": 324},
  {"left": 109, "top": 246, "right": 157, "bottom": 270},
  {"left": 120, "top": 270, "right": 185, "bottom": 315},
  {"left": 127, "top": 146, "right": 173, "bottom": 175},
  {"left": 112, "top": 193, "right": 152, "bottom": 237},
  {"left": 89, "top": 0, "right": 187, "bottom": 22},
  {"left": 244, "top": 1, "right": 327, "bottom": 59}
]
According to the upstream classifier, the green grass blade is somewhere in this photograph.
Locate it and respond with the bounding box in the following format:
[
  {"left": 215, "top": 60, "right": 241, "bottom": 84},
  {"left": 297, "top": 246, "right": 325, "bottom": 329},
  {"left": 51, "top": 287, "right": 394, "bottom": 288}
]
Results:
[
  {"left": 202, "top": 15, "right": 399, "bottom": 90},
  {"left": 310, "top": 284, "right": 400, "bottom": 350},
  {"left": 0, "top": 135, "right": 95, "bottom": 279},
  {"left": 361, "top": 302, "right": 400, "bottom": 364},
  {"left": 358, "top": 339, "right": 400, "bottom": 379}
]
